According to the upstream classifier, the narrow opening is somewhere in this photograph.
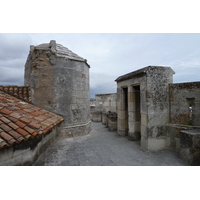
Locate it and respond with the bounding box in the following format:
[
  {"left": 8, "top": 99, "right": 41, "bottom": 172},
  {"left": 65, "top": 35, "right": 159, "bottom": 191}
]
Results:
[
  {"left": 133, "top": 85, "right": 141, "bottom": 122},
  {"left": 123, "top": 87, "right": 129, "bottom": 135},
  {"left": 186, "top": 98, "right": 195, "bottom": 125},
  {"left": 132, "top": 85, "right": 141, "bottom": 140},
  {"left": 109, "top": 100, "right": 111, "bottom": 112}
]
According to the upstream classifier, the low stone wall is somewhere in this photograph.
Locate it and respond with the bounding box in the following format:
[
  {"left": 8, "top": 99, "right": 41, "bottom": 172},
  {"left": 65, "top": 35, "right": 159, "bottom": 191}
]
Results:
[
  {"left": 166, "top": 124, "right": 189, "bottom": 151},
  {"left": 0, "top": 127, "right": 58, "bottom": 166},
  {"left": 166, "top": 124, "right": 200, "bottom": 165},
  {"left": 90, "top": 106, "right": 95, "bottom": 112},
  {"left": 169, "top": 82, "right": 200, "bottom": 126},
  {"left": 59, "top": 120, "right": 92, "bottom": 137},
  {"left": 91, "top": 111, "right": 102, "bottom": 122},
  {"left": 180, "top": 129, "right": 200, "bottom": 165}
]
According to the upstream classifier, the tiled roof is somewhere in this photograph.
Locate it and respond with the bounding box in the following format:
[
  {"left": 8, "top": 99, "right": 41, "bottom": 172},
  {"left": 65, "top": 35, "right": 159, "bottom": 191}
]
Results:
[
  {"left": 0, "top": 90, "right": 64, "bottom": 150},
  {"left": 0, "top": 86, "right": 31, "bottom": 103}
]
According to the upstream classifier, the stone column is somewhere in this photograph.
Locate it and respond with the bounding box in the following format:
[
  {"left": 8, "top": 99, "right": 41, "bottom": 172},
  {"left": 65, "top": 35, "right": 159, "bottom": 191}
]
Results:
[
  {"left": 141, "top": 67, "right": 174, "bottom": 151},
  {"left": 117, "top": 87, "right": 128, "bottom": 136},
  {"left": 128, "top": 86, "right": 141, "bottom": 140}
]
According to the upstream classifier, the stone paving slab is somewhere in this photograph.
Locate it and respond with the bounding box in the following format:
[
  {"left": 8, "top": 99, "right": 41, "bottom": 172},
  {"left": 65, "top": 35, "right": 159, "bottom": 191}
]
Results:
[{"left": 32, "top": 122, "right": 188, "bottom": 166}]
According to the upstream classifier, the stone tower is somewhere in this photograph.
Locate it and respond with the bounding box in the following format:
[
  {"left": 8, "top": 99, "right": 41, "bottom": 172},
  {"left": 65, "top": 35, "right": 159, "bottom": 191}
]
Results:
[{"left": 24, "top": 40, "right": 91, "bottom": 137}]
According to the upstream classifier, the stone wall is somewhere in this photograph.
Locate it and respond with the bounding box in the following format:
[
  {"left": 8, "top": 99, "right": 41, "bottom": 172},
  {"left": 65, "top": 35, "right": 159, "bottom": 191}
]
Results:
[
  {"left": 166, "top": 82, "right": 200, "bottom": 165},
  {"left": 180, "top": 129, "right": 200, "bottom": 165},
  {"left": 0, "top": 127, "right": 58, "bottom": 166},
  {"left": 95, "top": 93, "right": 117, "bottom": 113},
  {"left": 91, "top": 93, "right": 117, "bottom": 123},
  {"left": 169, "top": 82, "right": 200, "bottom": 126}
]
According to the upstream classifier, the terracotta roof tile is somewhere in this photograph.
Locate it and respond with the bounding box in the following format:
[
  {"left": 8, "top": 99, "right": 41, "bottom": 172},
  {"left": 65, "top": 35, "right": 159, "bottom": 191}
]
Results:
[
  {"left": 19, "top": 117, "right": 31, "bottom": 124},
  {"left": 29, "top": 122, "right": 41, "bottom": 129},
  {"left": 8, "top": 116, "right": 18, "bottom": 122},
  {"left": 10, "top": 112, "right": 21, "bottom": 119},
  {"left": 0, "top": 116, "right": 11, "bottom": 124},
  {"left": 16, "top": 128, "right": 29, "bottom": 137},
  {"left": 0, "top": 132, "right": 16, "bottom": 145},
  {"left": 1, "top": 123, "right": 12, "bottom": 132},
  {"left": 43, "top": 126, "right": 52, "bottom": 133},
  {"left": 8, "top": 130, "right": 24, "bottom": 142},
  {"left": 0, "top": 90, "right": 64, "bottom": 150},
  {"left": 24, "top": 126, "right": 35, "bottom": 134},
  {"left": 0, "top": 138, "right": 8, "bottom": 148},
  {"left": 15, "top": 121, "right": 26, "bottom": 128},
  {"left": 0, "top": 85, "right": 31, "bottom": 103},
  {"left": 29, "top": 112, "right": 41, "bottom": 117},
  {"left": 32, "top": 132, "right": 38, "bottom": 137},
  {"left": 0, "top": 108, "right": 12, "bottom": 115},
  {"left": 8, "top": 122, "right": 18, "bottom": 130}
]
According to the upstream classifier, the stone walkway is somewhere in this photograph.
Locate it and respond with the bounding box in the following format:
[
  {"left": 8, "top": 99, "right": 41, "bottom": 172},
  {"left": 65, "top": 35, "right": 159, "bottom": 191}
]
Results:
[{"left": 33, "top": 122, "right": 187, "bottom": 166}]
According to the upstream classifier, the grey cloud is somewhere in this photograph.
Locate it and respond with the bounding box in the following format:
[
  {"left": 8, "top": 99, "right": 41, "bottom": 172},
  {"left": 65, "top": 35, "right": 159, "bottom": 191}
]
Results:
[
  {"left": 0, "top": 34, "right": 31, "bottom": 85},
  {"left": 90, "top": 72, "right": 117, "bottom": 97}
]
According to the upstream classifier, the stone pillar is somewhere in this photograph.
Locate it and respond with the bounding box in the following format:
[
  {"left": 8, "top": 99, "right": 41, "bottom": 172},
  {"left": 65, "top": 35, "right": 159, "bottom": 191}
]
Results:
[
  {"left": 117, "top": 87, "right": 128, "bottom": 136},
  {"left": 128, "top": 86, "right": 141, "bottom": 141},
  {"left": 107, "top": 112, "right": 117, "bottom": 132},
  {"left": 102, "top": 112, "right": 108, "bottom": 126},
  {"left": 141, "top": 67, "right": 174, "bottom": 151}
]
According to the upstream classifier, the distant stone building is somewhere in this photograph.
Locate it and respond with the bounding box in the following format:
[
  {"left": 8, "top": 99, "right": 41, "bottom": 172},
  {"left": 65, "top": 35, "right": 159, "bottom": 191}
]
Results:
[
  {"left": 91, "top": 93, "right": 117, "bottom": 123},
  {"left": 24, "top": 40, "right": 91, "bottom": 137}
]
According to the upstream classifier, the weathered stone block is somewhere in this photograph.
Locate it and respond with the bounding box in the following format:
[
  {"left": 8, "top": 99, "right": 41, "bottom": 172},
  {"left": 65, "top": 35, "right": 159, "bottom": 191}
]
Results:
[
  {"left": 180, "top": 129, "right": 200, "bottom": 165},
  {"left": 129, "top": 121, "right": 140, "bottom": 133},
  {"left": 0, "top": 147, "right": 13, "bottom": 162},
  {"left": 91, "top": 111, "right": 102, "bottom": 122},
  {"left": 102, "top": 112, "right": 108, "bottom": 125},
  {"left": 180, "top": 129, "right": 200, "bottom": 148},
  {"left": 141, "top": 113, "right": 148, "bottom": 126},
  {"left": 107, "top": 112, "right": 117, "bottom": 132},
  {"left": 128, "top": 131, "right": 141, "bottom": 141},
  {"left": 141, "top": 125, "right": 148, "bottom": 137},
  {"left": 147, "top": 137, "right": 167, "bottom": 151}
]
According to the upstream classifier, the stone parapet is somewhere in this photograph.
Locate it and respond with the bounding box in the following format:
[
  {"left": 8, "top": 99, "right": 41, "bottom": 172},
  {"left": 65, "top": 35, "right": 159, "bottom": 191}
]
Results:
[
  {"left": 180, "top": 129, "right": 200, "bottom": 165},
  {"left": 91, "top": 111, "right": 102, "bottom": 122},
  {"left": 0, "top": 127, "right": 58, "bottom": 166},
  {"left": 58, "top": 121, "right": 92, "bottom": 138}
]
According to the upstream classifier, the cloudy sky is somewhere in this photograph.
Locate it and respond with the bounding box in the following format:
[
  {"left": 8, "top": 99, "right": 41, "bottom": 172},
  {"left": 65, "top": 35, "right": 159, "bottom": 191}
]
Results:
[
  {"left": 1, "top": 0, "right": 200, "bottom": 197},
  {"left": 0, "top": 33, "right": 200, "bottom": 97}
]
